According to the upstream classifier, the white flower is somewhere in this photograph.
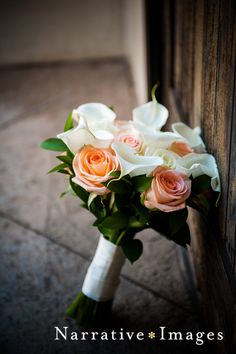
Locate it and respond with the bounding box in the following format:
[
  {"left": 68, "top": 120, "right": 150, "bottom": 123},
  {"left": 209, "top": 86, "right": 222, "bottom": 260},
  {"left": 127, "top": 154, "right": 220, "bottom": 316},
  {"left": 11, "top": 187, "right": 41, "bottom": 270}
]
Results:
[
  {"left": 132, "top": 101, "right": 169, "bottom": 135},
  {"left": 57, "top": 103, "right": 116, "bottom": 154},
  {"left": 115, "top": 120, "right": 138, "bottom": 135},
  {"left": 144, "top": 147, "right": 180, "bottom": 169},
  {"left": 172, "top": 122, "right": 206, "bottom": 153},
  {"left": 73, "top": 102, "right": 117, "bottom": 133},
  {"left": 115, "top": 120, "right": 142, "bottom": 150},
  {"left": 177, "top": 153, "right": 221, "bottom": 192},
  {"left": 142, "top": 131, "right": 184, "bottom": 149},
  {"left": 112, "top": 142, "right": 163, "bottom": 178},
  {"left": 142, "top": 122, "right": 206, "bottom": 154}
]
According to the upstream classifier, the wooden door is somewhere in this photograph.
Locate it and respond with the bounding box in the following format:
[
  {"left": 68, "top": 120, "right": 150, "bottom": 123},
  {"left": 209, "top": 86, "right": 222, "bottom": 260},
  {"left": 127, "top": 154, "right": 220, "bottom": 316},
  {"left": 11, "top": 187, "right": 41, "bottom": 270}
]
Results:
[{"left": 146, "top": 1, "right": 236, "bottom": 353}]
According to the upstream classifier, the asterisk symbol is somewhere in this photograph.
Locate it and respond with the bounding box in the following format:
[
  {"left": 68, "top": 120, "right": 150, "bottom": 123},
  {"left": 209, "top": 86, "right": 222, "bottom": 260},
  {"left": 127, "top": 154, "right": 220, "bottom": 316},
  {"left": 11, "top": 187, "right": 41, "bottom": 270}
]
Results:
[{"left": 148, "top": 331, "right": 156, "bottom": 339}]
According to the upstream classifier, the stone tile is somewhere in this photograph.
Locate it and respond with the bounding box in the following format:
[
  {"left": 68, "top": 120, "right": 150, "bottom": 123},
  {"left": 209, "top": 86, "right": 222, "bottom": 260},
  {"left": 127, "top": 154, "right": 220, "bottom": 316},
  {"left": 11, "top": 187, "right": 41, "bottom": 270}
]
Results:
[
  {"left": 0, "top": 216, "right": 203, "bottom": 354},
  {"left": 0, "top": 60, "right": 135, "bottom": 127},
  {"left": 0, "top": 111, "right": 57, "bottom": 231},
  {"left": 122, "top": 231, "right": 193, "bottom": 311},
  {"left": 0, "top": 216, "right": 88, "bottom": 354}
]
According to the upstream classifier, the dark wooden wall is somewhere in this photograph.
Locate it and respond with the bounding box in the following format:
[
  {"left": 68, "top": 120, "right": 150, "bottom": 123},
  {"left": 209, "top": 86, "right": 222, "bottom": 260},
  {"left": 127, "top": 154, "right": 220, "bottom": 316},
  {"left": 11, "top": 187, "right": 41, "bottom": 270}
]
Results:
[{"left": 147, "top": 0, "right": 236, "bottom": 353}]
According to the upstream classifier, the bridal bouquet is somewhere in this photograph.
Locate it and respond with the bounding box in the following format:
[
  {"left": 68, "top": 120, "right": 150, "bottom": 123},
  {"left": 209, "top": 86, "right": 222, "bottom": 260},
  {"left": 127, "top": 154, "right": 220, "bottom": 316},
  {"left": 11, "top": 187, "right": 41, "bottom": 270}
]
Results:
[{"left": 40, "top": 86, "right": 220, "bottom": 326}]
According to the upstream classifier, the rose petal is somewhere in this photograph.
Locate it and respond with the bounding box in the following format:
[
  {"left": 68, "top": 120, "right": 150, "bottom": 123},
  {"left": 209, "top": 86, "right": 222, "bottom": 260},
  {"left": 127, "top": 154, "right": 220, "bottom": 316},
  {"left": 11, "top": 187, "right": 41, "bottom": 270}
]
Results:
[
  {"left": 144, "top": 166, "right": 191, "bottom": 212},
  {"left": 72, "top": 145, "right": 119, "bottom": 195},
  {"left": 72, "top": 176, "right": 108, "bottom": 195}
]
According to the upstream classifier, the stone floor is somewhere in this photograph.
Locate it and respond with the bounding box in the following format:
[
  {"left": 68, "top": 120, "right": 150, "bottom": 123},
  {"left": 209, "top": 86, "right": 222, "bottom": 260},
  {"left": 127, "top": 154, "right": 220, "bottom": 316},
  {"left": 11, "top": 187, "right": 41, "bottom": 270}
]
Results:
[{"left": 0, "top": 60, "right": 210, "bottom": 354}]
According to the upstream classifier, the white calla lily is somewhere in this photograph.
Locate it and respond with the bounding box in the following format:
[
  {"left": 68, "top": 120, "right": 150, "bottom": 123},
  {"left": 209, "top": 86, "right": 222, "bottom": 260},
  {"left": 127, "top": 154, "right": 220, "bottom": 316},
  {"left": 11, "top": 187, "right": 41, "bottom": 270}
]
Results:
[
  {"left": 58, "top": 126, "right": 94, "bottom": 154},
  {"left": 144, "top": 147, "right": 180, "bottom": 169},
  {"left": 132, "top": 100, "right": 169, "bottom": 134},
  {"left": 57, "top": 116, "right": 114, "bottom": 154},
  {"left": 172, "top": 122, "right": 206, "bottom": 153},
  {"left": 177, "top": 153, "right": 221, "bottom": 192},
  {"left": 115, "top": 120, "right": 140, "bottom": 135},
  {"left": 112, "top": 142, "right": 163, "bottom": 178},
  {"left": 72, "top": 102, "right": 117, "bottom": 134},
  {"left": 142, "top": 131, "right": 184, "bottom": 149},
  {"left": 57, "top": 127, "right": 114, "bottom": 154}
]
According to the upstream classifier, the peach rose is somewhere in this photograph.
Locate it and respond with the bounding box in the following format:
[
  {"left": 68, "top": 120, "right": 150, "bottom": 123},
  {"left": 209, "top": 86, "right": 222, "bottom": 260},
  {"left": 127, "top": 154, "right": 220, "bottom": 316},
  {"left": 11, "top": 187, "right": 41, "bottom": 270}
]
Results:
[
  {"left": 117, "top": 133, "right": 142, "bottom": 150},
  {"left": 144, "top": 166, "right": 191, "bottom": 212},
  {"left": 72, "top": 145, "right": 119, "bottom": 195},
  {"left": 168, "top": 141, "right": 193, "bottom": 157}
]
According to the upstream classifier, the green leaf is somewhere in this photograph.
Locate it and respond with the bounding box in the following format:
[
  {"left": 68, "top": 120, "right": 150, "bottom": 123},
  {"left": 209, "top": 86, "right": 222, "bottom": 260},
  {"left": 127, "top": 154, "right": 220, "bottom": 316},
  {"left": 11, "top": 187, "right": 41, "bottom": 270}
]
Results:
[
  {"left": 106, "top": 178, "right": 133, "bottom": 194},
  {"left": 97, "top": 225, "right": 119, "bottom": 240},
  {"left": 89, "top": 196, "right": 107, "bottom": 218},
  {"left": 88, "top": 193, "right": 97, "bottom": 208},
  {"left": 171, "top": 222, "right": 191, "bottom": 247},
  {"left": 114, "top": 194, "right": 149, "bottom": 230},
  {"left": 40, "top": 138, "right": 67, "bottom": 152},
  {"left": 115, "top": 193, "right": 129, "bottom": 211},
  {"left": 109, "top": 105, "right": 115, "bottom": 112},
  {"left": 60, "top": 184, "right": 73, "bottom": 198},
  {"left": 60, "top": 191, "right": 69, "bottom": 198},
  {"left": 169, "top": 208, "right": 188, "bottom": 236},
  {"left": 56, "top": 155, "right": 73, "bottom": 165},
  {"left": 132, "top": 175, "right": 153, "bottom": 192},
  {"left": 99, "top": 211, "right": 129, "bottom": 230},
  {"left": 66, "top": 148, "right": 75, "bottom": 159},
  {"left": 128, "top": 215, "right": 148, "bottom": 229},
  {"left": 191, "top": 175, "right": 211, "bottom": 194},
  {"left": 57, "top": 169, "right": 70, "bottom": 175},
  {"left": 93, "top": 216, "right": 107, "bottom": 227},
  {"left": 69, "top": 178, "right": 89, "bottom": 203},
  {"left": 64, "top": 111, "right": 73, "bottom": 132},
  {"left": 149, "top": 210, "right": 170, "bottom": 236},
  {"left": 47, "top": 163, "right": 68, "bottom": 174},
  {"left": 121, "top": 239, "right": 143, "bottom": 263},
  {"left": 109, "top": 171, "right": 121, "bottom": 178},
  {"left": 187, "top": 194, "right": 210, "bottom": 214}
]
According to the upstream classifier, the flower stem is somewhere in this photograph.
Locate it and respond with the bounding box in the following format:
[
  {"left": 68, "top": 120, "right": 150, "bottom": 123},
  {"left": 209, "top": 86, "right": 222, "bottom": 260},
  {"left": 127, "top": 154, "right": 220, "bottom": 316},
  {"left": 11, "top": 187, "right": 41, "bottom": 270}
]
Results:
[
  {"left": 66, "top": 291, "right": 112, "bottom": 326},
  {"left": 115, "top": 230, "right": 126, "bottom": 246}
]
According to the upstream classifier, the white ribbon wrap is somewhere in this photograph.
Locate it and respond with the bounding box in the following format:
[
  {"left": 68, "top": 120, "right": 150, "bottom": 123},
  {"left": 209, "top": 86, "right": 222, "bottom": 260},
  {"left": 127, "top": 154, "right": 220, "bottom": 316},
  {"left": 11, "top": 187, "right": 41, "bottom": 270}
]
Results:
[{"left": 82, "top": 235, "right": 126, "bottom": 302}]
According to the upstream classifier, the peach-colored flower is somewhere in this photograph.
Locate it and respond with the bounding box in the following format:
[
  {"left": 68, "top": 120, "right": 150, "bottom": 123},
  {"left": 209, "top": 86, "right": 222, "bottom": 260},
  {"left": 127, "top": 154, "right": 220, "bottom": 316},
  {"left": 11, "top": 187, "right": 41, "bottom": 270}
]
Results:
[
  {"left": 144, "top": 166, "right": 191, "bottom": 212},
  {"left": 72, "top": 145, "right": 119, "bottom": 195},
  {"left": 117, "top": 132, "right": 142, "bottom": 150},
  {"left": 115, "top": 120, "right": 142, "bottom": 150},
  {"left": 168, "top": 141, "right": 193, "bottom": 157}
]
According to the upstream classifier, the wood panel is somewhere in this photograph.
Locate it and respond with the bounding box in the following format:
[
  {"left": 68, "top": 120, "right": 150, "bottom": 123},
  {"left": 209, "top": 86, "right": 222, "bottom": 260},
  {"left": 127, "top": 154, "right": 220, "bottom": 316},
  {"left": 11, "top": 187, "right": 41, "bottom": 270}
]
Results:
[
  {"left": 201, "top": 0, "right": 236, "bottom": 272},
  {"left": 160, "top": 0, "right": 236, "bottom": 352}
]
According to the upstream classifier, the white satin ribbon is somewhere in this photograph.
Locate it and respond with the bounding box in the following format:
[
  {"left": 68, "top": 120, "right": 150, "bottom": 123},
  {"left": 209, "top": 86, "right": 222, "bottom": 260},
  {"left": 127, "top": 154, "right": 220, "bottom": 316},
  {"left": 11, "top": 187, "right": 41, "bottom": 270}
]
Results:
[{"left": 82, "top": 235, "right": 126, "bottom": 302}]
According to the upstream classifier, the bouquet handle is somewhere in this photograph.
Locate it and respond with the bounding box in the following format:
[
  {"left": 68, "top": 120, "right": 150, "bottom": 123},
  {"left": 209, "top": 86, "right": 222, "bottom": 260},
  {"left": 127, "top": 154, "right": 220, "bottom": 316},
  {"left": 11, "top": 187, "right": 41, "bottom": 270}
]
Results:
[{"left": 66, "top": 235, "right": 125, "bottom": 326}]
